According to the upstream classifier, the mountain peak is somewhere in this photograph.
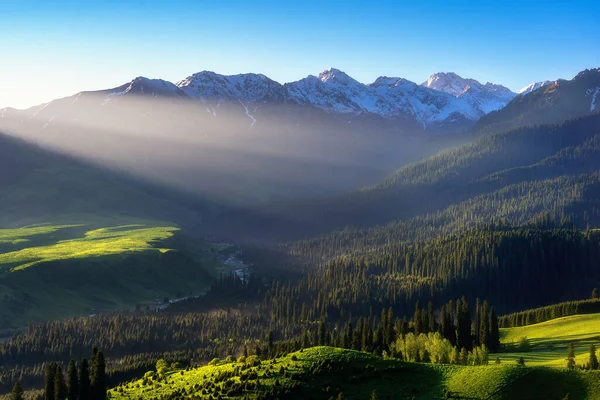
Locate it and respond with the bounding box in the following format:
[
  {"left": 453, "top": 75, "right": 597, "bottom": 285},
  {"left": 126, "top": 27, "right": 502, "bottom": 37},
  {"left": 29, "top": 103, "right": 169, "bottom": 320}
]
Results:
[
  {"left": 517, "top": 81, "right": 553, "bottom": 95},
  {"left": 318, "top": 68, "right": 356, "bottom": 85},
  {"left": 370, "top": 76, "right": 414, "bottom": 88}
]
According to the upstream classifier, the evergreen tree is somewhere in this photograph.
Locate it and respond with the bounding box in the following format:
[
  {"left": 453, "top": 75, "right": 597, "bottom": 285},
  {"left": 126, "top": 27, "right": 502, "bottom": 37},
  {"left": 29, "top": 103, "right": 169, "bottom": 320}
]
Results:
[
  {"left": 479, "top": 301, "right": 490, "bottom": 348},
  {"left": 318, "top": 321, "right": 326, "bottom": 346},
  {"left": 78, "top": 358, "right": 91, "bottom": 400},
  {"left": 90, "top": 350, "right": 106, "bottom": 400},
  {"left": 589, "top": 344, "right": 598, "bottom": 370},
  {"left": 54, "top": 365, "right": 67, "bottom": 400},
  {"left": 489, "top": 306, "right": 500, "bottom": 352},
  {"left": 11, "top": 381, "right": 24, "bottom": 400},
  {"left": 67, "top": 360, "right": 78, "bottom": 400},
  {"left": 593, "top": 288, "right": 599, "bottom": 300},
  {"left": 567, "top": 342, "right": 576, "bottom": 370},
  {"left": 413, "top": 301, "right": 422, "bottom": 335},
  {"left": 427, "top": 301, "right": 435, "bottom": 333},
  {"left": 456, "top": 297, "right": 472, "bottom": 351},
  {"left": 45, "top": 363, "right": 57, "bottom": 400}
]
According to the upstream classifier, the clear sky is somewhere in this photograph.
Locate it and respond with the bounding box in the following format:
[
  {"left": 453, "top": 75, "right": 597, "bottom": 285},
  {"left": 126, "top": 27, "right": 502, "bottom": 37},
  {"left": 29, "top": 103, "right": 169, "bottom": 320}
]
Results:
[{"left": 1, "top": 0, "right": 598, "bottom": 109}]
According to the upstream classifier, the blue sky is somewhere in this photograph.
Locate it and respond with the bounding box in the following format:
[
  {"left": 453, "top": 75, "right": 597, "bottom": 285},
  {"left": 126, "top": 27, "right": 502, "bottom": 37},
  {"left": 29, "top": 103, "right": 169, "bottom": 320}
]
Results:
[{"left": 0, "top": 0, "right": 598, "bottom": 108}]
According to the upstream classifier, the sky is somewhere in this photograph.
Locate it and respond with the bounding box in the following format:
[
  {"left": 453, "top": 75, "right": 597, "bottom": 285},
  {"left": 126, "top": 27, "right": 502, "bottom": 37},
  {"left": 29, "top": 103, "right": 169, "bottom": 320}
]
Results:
[{"left": 0, "top": 0, "right": 598, "bottom": 109}]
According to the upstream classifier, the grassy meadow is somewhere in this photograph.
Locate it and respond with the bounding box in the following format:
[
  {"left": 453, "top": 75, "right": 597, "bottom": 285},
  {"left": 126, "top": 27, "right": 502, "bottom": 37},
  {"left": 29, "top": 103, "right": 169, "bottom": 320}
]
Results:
[
  {"left": 108, "top": 346, "right": 600, "bottom": 400},
  {"left": 0, "top": 221, "right": 225, "bottom": 331},
  {"left": 498, "top": 314, "right": 600, "bottom": 368}
]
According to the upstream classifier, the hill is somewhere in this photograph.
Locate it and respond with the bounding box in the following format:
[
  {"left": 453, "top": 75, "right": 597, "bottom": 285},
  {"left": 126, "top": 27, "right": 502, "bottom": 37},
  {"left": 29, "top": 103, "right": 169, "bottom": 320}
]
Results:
[
  {"left": 0, "top": 223, "right": 225, "bottom": 331},
  {"left": 499, "top": 313, "right": 600, "bottom": 368},
  {"left": 0, "top": 131, "right": 232, "bottom": 330},
  {"left": 0, "top": 130, "right": 209, "bottom": 228},
  {"left": 108, "top": 346, "right": 600, "bottom": 400}
]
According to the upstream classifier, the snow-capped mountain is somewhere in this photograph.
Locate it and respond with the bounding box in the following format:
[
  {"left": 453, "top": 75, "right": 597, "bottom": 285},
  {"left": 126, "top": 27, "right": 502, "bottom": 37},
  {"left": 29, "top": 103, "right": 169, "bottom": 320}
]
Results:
[
  {"left": 2, "top": 67, "right": 522, "bottom": 133},
  {"left": 421, "top": 72, "right": 516, "bottom": 115},
  {"left": 475, "top": 68, "right": 600, "bottom": 133},
  {"left": 285, "top": 68, "right": 511, "bottom": 129},
  {"left": 517, "top": 81, "right": 553, "bottom": 95}
]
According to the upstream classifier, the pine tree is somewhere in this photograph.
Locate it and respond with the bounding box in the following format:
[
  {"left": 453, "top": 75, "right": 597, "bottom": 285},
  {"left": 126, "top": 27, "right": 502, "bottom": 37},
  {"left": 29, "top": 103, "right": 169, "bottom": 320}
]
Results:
[
  {"left": 54, "top": 365, "right": 67, "bottom": 400},
  {"left": 318, "top": 321, "right": 326, "bottom": 346},
  {"left": 45, "top": 363, "right": 57, "bottom": 400},
  {"left": 413, "top": 301, "right": 422, "bottom": 335},
  {"left": 78, "top": 358, "right": 91, "bottom": 400},
  {"left": 589, "top": 344, "right": 598, "bottom": 370},
  {"left": 90, "top": 350, "right": 106, "bottom": 400},
  {"left": 67, "top": 360, "right": 78, "bottom": 400},
  {"left": 489, "top": 306, "right": 500, "bottom": 352},
  {"left": 479, "top": 301, "right": 490, "bottom": 348},
  {"left": 427, "top": 301, "right": 435, "bottom": 333},
  {"left": 11, "top": 381, "right": 24, "bottom": 400},
  {"left": 456, "top": 297, "right": 472, "bottom": 351},
  {"left": 567, "top": 342, "right": 576, "bottom": 370}
]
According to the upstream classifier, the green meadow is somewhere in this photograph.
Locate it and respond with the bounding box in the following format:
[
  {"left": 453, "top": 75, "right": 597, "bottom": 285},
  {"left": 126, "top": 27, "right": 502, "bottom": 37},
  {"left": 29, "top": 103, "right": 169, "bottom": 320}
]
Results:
[
  {"left": 109, "top": 346, "right": 600, "bottom": 400},
  {"left": 0, "top": 224, "right": 178, "bottom": 271},
  {"left": 498, "top": 314, "right": 600, "bottom": 367},
  {"left": 0, "top": 221, "right": 224, "bottom": 331}
]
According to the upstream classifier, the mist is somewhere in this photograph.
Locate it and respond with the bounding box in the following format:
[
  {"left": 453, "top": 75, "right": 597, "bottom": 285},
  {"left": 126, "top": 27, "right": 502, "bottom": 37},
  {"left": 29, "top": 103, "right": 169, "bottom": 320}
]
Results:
[{"left": 0, "top": 90, "right": 436, "bottom": 208}]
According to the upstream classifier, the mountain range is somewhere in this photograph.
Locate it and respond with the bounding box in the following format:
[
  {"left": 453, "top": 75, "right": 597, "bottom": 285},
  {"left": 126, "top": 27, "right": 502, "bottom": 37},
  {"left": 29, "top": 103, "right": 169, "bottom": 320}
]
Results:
[
  {"left": 2, "top": 68, "right": 524, "bottom": 132},
  {"left": 0, "top": 67, "right": 598, "bottom": 206}
]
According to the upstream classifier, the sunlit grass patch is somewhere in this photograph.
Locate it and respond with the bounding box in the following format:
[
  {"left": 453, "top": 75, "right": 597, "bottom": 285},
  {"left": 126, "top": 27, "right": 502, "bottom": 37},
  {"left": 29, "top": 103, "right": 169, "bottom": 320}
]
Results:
[
  {"left": 0, "top": 224, "right": 178, "bottom": 271},
  {"left": 498, "top": 313, "right": 600, "bottom": 367}
]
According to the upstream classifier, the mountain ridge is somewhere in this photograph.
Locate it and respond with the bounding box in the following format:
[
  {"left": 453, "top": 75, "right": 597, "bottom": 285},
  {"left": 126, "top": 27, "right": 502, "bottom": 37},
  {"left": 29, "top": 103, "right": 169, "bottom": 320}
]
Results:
[{"left": 2, "top": 67, "right": 519, "bottom": 131}]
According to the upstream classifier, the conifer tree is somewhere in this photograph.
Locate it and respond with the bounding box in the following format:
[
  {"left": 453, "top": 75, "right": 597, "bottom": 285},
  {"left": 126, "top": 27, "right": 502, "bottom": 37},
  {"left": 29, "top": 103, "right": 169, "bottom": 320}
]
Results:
[
  {"left": 456, "top": 297, "right": 472, "bottom": 350},
  {"left": 78, "top": 358, "right": 91, "bottom": 400},
  {"left": 479, "top": 301, "right": 490, "bottom": 348},
  {"left": 45, "top": 363, "right": 57, "bottom": 400},
  {"left": 413, "top": 301, "right": 422, "bottom": 335},
  {"left": 90, "top": 350, "right": 106, "bottom": 400},
  {"left": 592, "top": 288, "right": 599, "bottom": 300},
  {"left": 68, "top": 360, "right": 78, "bottom": 400},
  {"left": 54, "top": 365, "right": 67, "bottom": 400},
  {"left": 567, "top": 342, "right": 576, "bottom": 370},
  {"left": 489, "top": 306, "right": 500, "bottom": 353},
  {"left": 318, "top": 321, "right": 326, "bottom": 346},
  {"left": 589, "top": 344, "right": 598, "bottom": 370},
  {"left": 427, "top": 301, "right": 435, "bottom": 333},
  {"left": 11, "top": 381, "right": 24, "bottom": 400}
]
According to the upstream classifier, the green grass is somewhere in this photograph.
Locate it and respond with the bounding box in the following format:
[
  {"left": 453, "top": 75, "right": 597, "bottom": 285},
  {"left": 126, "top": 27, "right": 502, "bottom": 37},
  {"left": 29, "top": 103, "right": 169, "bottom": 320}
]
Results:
[
  {"left": 108, "top": 346, "right": 600, "bottom": 399},
  {"left": 0, "top": 224, "right": 178, "bottom": 271},
  {"left": 0, "top": 220, "right": 225, "bottom": 331},
  {"left": 498, "top": 314, "right": 600, "bottom": 367}
]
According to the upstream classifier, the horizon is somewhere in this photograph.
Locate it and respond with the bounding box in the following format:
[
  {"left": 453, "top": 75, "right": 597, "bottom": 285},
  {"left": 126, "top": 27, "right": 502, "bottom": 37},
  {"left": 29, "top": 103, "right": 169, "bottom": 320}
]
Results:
[{"left": 1, "top": 0, "right": 598, "bottom": 109}]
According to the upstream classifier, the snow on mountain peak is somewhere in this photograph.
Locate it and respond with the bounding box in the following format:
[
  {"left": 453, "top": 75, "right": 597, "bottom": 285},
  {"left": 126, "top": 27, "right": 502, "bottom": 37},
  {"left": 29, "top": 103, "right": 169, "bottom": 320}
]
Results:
[
  {"left": 370, "top": 76, "right": 414, "bottom": 88},
  {"left": 317, "top": 68, "right": 357, "bottom": 85},
  {"left": 517, "top": 80, "right": 553, "bottom": 95},
  {"left": 176, "top": 71, "right": 287, "bottom": 103},
  {"left": 421, "top": 72, "right": 516, "bottom": 115}
]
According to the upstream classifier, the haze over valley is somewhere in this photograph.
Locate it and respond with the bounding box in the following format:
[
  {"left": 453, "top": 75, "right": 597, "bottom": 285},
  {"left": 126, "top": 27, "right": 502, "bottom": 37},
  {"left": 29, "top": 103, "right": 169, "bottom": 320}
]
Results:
[{"left": 1, "top": 1, "right": 600, "bottom": 399}]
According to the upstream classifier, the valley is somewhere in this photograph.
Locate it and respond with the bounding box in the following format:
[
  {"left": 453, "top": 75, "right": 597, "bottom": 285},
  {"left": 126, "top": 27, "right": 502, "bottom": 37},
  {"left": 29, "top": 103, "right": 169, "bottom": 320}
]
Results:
[{"left": 1, "top": 5, "right": 599, "bottom": 397}]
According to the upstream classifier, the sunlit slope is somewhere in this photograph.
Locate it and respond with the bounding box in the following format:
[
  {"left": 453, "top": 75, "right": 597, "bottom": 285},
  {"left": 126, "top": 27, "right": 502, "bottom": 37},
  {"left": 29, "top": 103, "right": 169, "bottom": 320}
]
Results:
[
  {"left": 0, "top": 223, "right": 218, "bottom": 330},
  {"left": 0, "top": 224, "right": 177, "bottom": 271},
  {"left": 498, "top": 314, "right": 600, "bottom": 367},
  {"left": 0, "top": 130, "right": 207, "bottom": 229},
  {"left": 108, "top": 346, "right": 600, "bottom": 400}
]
